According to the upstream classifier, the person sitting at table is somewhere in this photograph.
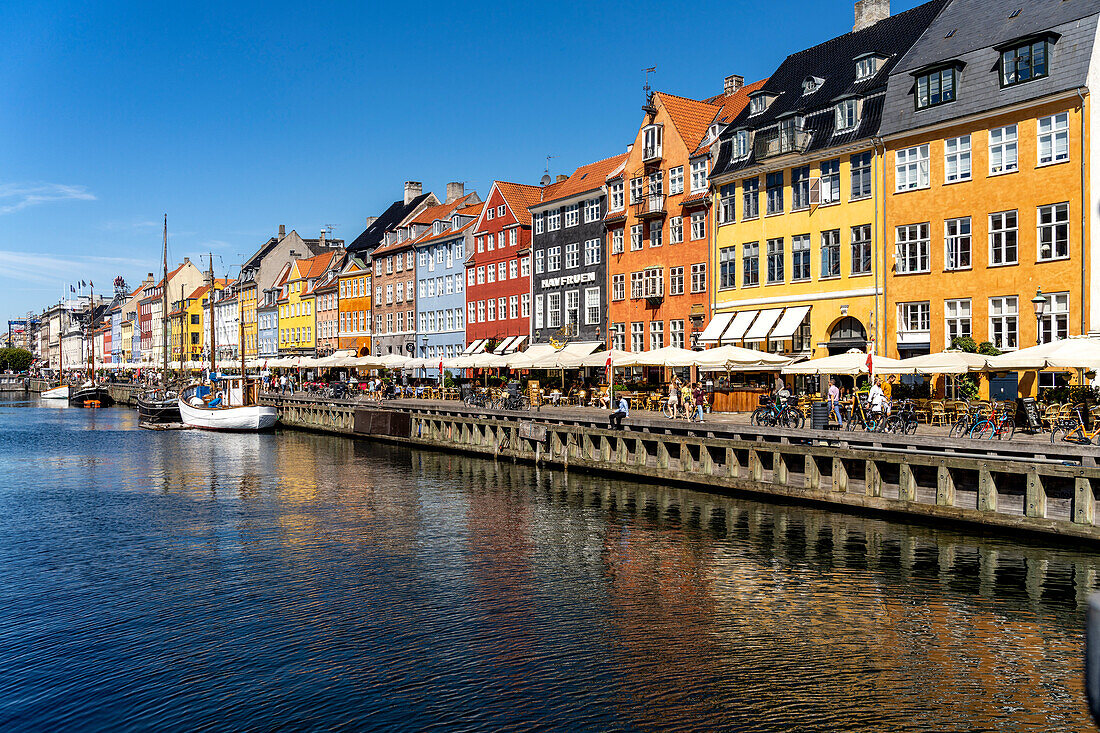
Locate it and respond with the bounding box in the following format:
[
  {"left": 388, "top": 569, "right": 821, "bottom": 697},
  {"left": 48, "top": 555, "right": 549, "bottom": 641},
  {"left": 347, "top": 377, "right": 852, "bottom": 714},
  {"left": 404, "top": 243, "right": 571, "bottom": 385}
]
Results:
[
  {"left": 596, "top": 387, "right": 610, "bottom": 409},
  {"left": 609, "top": 393, "right": 629, "bottom": 429}
]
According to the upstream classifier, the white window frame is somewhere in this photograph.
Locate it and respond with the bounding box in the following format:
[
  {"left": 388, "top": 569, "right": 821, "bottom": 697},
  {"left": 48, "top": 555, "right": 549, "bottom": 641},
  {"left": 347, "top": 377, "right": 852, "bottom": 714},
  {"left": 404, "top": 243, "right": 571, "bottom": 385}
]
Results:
[
  {"left": 989, "top": 210, "right": 1018, "bottom": 266},
  {"left": 944, "top": 217, "right": 971, "bottom": 271},
  {"left": 895, "top": 144, "right": 929, "bottom": 192},
  {"left": 1037, "top": 202, "right": 1070, "bottom": 261},
  {"left": 668, "top": 166, "right": 684, "bottom": 195},
  {"left": 1038, "top": 113, "right": 1070, "bottom": 166},
  {"left": 989, "top": 125, "right": 1018, "bottom": 175},
  {"left": 894, "top": 223, "right": 930, "bottom": 274},
  {"left": 988, "top": 295, "right": 1019, "bottom": 351},
  {"left": 944, "top": 135, "right": 971, "bottom": 183}
]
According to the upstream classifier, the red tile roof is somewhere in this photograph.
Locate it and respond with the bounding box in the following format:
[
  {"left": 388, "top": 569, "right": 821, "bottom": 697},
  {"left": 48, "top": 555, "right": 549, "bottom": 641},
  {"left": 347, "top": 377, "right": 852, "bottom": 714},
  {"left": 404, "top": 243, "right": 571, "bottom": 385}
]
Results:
[
  {"left": 692, "top": 78, "right": 769, "bottom": 156},
  {"left": 656, "top": 92, "right": 724, "bottom": 151},
  {"left": 493, "top": 181, "right": 543, "bottom": 227},
  {"left": 535, "top": 152, "right": 629, "bottom": 207}
]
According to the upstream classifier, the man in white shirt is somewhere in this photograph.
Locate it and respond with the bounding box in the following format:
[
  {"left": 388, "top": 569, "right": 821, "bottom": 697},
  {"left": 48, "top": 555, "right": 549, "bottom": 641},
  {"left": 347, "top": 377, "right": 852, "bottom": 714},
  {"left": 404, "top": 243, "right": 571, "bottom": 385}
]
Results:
[{"left": 868, "top": 376, "right": 886, "bottom": 417}]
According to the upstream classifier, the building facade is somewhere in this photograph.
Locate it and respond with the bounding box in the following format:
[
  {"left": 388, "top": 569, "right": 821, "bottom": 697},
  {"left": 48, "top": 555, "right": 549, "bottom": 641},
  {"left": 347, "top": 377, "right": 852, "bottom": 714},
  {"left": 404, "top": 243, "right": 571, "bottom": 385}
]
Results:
[{"left": 337, "top": 254, "right": 372, "bottom": 356}]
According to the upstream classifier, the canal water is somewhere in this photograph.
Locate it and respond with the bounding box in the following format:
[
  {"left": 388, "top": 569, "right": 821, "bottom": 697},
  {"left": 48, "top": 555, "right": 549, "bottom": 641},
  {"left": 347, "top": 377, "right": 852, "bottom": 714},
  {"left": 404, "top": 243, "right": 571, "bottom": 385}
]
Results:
[{"left": 0, "top": 397, "right": 1097, "bottom": 732}]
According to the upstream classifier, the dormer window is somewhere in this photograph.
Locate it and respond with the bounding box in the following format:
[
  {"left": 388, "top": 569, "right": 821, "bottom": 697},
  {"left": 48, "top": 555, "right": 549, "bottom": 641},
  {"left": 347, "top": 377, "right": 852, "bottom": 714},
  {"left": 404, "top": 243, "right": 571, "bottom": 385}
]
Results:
[
  {"left": 432, "top": 220, "right": 445, "bottom": 235},
  {"left": 706, "top": 123, "right": 721, "bottom": 144},
  {"left": 999, "top": 36, "right": 1051, "bottom": 87},
  {"left": 733, "top": 130, "right": 750, "bottom": 159},
  {"left": 749, "top": 94, "right": 769, "bottom": 115},
  {"left": 915, "top": 66, "right": 957, "bottom": 109},
  {"left": 835, "top": 99, "right": 860, "bottom": 132},
  {"left": 642, "top": 124, "right": 663, "bottom": 160},
  {"left": 856, "top": 58, "right": 876, "bottom": 80},
  {"left": 802, "top": 76, "right": 824, "bottom": 95},
  {"left": 452, "top": 215, "right": 461, "bottom": 229}
]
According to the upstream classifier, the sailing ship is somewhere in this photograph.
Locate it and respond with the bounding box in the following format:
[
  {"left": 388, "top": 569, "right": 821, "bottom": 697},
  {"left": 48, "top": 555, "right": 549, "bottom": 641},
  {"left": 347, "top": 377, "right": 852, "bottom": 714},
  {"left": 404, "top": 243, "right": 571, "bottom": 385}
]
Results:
[
  {"left": 69, "top": 284, "right": 114, "bottom": 407},
  {"left": 176, "top": 254, "right": 276, "bottom": 431},
  {"left": 137, "top": 215, "right": 182, "bottom": 425},
  {"left": 42, "top": 303, "right": 71, "bottom": 399}
]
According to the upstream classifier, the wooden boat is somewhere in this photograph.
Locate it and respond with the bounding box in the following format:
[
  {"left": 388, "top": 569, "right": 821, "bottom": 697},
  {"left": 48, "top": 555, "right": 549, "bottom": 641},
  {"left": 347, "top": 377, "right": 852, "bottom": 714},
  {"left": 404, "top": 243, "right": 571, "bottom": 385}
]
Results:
[
  {"left": 137, "top": 389, "right": 182, "bottom": 424},
  {"left": 69, "top": 383, "right": 114, "bottom": 407},
  {"left": 178, "top": 378, "right": 276, "bottom": 431},
  {"left": 41, "top": 384, "right": 70, "bottom": 400}
]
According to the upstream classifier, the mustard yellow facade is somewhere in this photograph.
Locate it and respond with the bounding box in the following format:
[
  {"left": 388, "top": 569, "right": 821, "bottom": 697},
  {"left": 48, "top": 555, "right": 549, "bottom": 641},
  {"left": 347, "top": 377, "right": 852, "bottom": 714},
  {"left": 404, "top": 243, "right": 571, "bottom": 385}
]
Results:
[
  {"left": 277, "top": 262, "right": 315, "bottom": 354},
  {"left": 239, "top": 282, "right": 258, "bottom": 358}
]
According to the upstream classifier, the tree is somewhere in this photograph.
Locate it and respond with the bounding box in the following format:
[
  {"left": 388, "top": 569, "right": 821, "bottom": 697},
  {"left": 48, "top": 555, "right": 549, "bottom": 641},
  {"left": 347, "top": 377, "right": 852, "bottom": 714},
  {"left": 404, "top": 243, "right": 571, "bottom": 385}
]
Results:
[{"left": 0, "top": 348, "right": 33, "bottom": 372}]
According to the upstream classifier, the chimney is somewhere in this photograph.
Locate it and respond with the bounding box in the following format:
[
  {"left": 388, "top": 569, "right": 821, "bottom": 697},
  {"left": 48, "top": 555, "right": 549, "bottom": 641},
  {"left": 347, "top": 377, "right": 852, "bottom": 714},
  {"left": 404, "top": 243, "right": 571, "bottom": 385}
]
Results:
[
  {"left": 279, "top": 224, "right": 286, "bottom": 239},
  {"left": 556, "top": 174, "right": 568, "bottom": 183},
  {"left": 404, "top": 181, "right": 422, "bottom": 205},
  {"left": 853, "top": 0, "right": 889, "bottom": 31},
  {"left": 445, "top": 182, "right": 465, "bottom": 204},
  {"left": 183, "top": 257, "right": 190, "bottom": 264},
  {"left": 724, "top": 75, "right": 744, "bottom": 95},
  {"left": 319, "top": 230, "right": 326, "bottom": 247},
  {"left": 365, "top": 216, "right": 378, "bottom": 228}
]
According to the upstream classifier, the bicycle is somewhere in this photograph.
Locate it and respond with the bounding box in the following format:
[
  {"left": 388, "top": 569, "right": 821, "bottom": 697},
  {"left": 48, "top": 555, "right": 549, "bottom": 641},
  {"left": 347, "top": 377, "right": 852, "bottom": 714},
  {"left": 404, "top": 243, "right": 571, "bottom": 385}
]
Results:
[
  {"left": 661, "top": 398, "right": 690, "bottom": 420},
  {"left": 883, "top": 399, "right": 919, "bottom": 435},
  {"left": 495, "top": 392, "right": 530, "bottom": 411},
  {"left": 750, "top": 396, "right": 803, "bottom": 429},
  {"left": 463, "top": 390, "right": 490, "bottom": 409},
  {"left": 845, "top": 395, "right": 885, "bottom": 432},
  {"left": 969, "top": 403, "right": 1015, "bottom": 440},
  {"left": 1051, "top": 408, "right": 1100, "bottom": 445}
]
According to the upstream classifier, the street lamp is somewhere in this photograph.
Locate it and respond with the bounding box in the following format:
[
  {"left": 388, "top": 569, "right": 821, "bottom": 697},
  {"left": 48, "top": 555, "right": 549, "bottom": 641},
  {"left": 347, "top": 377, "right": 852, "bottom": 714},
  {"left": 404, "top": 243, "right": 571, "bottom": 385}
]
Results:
[{"left": 1031, "top": 288, "right": 1048, "bottom": 345}]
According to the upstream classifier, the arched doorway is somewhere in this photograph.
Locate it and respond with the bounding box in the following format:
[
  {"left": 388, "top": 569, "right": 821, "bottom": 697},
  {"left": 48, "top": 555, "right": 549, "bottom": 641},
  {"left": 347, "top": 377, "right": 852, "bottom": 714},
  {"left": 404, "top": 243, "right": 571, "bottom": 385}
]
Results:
[{"left": 827, "top": 317, "right": 867, "bottom": 355}]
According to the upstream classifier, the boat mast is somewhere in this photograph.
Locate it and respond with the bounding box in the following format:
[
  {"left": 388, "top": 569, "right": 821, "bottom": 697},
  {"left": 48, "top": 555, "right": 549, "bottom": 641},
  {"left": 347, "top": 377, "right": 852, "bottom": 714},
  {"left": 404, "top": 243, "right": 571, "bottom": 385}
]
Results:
[
  {"left": 161, "top": 214, "right": 169, "bottom": 388},
  {"left": 208, "top": 253, "right": 216, "bottom": 378},
  {"left": 87, "top": 284, "right": 95, "bottom": 376},
  {"left": 239, "top": 317, "right": 248, "bottom": 405}
]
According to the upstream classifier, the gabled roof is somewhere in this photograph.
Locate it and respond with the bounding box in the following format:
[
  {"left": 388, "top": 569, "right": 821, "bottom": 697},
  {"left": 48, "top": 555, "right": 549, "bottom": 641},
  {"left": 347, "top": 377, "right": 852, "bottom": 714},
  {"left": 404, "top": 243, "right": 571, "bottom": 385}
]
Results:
[
  {"left": 289, "top": 250, "right": 338, "bottom": 282},
  {"left": 656, "top": 92, "right": 725, "bottom": 151},
  {"left": 533, "top": 153, "right": 629, "bottom": 208},
  {"left": 347, "top": 193, "right": 433, "bottom": 253},
  {"left": 691, "top": 78, "right": 769, "bottom": 157},
  {"left": 488, "top": 181, "right": 542, "bottom": 227},
  {"left": 374, "top": 195, "right": 478, "bottom": 255}
]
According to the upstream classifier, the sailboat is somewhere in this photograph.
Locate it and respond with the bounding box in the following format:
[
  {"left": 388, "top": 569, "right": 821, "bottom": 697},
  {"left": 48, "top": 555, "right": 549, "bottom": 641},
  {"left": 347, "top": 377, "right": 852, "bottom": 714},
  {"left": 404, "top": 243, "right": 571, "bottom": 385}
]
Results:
[
  {"left": 42, "top": 303, "right": 70, "bottom": 399},
  {"left": 177, "top": 255, "right": 277, "bottom": 431},
  {"left": 69, "top": 284, "right": 114, "bottom": 407},
  {"left": 137, "top": 215, "right": 182, "bottom": 425}
]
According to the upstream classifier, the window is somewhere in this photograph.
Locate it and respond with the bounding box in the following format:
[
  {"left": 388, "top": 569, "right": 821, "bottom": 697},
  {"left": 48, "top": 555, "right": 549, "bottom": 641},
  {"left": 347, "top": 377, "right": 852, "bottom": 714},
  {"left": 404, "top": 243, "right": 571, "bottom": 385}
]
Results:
[
  {"left": 649, "top": 220, "right": 662, "bottom": 248},
  {"left": 497, "top": 205, "right": 505, "bottom": 218},
  {"left": 743, "top": 177, "right": 760, "bottom": 219},
  {"left": 894, "top": 223, "right": 930, "bottom": 274},
  {"left": 851, "top": 151, "right": 873, "bottom": 199},
  {"left": 385, "top": 257, "right": 393, "bottom": 274},
  {"left": 669, "top": 166, "right": 684, "bottom": 195},
  {"left": 733, "top": 130, "right": 750, "bottom": 159},
  {"left": 855, "top": 56, "right": 877, "bottom": 80},
  {"left": 1039, "top": 292, "right": 1069, "bottom": 343},
  {"left": 667, "top": 320, "right": 684, "bottom": 349},
  {"left": 534, "top": 213, "right": 543, "bottom": 235},
  {"left": 631, "top": 322, "right": 644, "bottom": 352},
  {"left": 666, "top": 216, "right": 683, "bottom": 245},
  {"left": 509, "top": 259, "right": 517, "bottom": 279},
  {"left": 547, "top": 209, "right": 561, "bottom": 231},
  {"left": 647, "top": 170, "right": 663, "bottom": 196},
  {"left": 520, "top": 257, "right": 529, "bottom": 277},
  {"left": 509, "top": 229, "right": 516, "bottom": 247},
  {"left": 644, "top": 268, "right": 664, "bottom": 297},
  {"left": 690, "top": 211, "right": 705, "bottom": 241},
  {"left": 642, "top": 124, "right": 662, "bottom": 159},
  {"left": 610, "top": 229, "right": 624, "bottom": 255},
  {"left": 486, "top": 298, "right": 495, "bottom": 321},
  {"left": 835, "top": 99, "right": 858, "bottom": 131},
  {"left": 690, "top": 160, "right": 708, "bottom": 193},
  {"left": 611, "top": 323, "right": 625, "bottom": 351},
  {"left": 1038, "top": 203, "right": 1070, "bottom": 260},
  {"left": 944, "top": 217, "right": 971, "bottom": 270},
  {"left": 395, "top": 312, "right": 403, "bottom": 332},
  {"left": 945, "top": 298, "right": 971, "bottom": 348},
  {"left": 1038, "top": 113, "right": 1069, "bottom": 165},
  {"left": 497, "top": 232, "right": 505, "bottom": 250},
  {"left": 510, "top": 295, "right": 518, "bottom": 320},
  {"left": 989, "top": 125, "right": 1018, "bottom": 174},
  {"left": 690, "top": 263, "right": 706, "bottom": 293},
  {"left": 750, "top": 95, "right": 767, "bottom": 115},
  {"left": 649, "top": 321, "right": 664, "bottom": 350},
  {"left": 944, "top": 135, "right": 971, "bottom": 182},
  {"left": 989, "top": 295, "right": 1018, "bottom": 350},
  {"left": 546, "top": 292, "right": 561, "bottom": 327},
  {"left": 895, "top": 144, "right": 929, "bottom": 191},
  {"left": 743, "top": 242, "right": 760, "bottom": 287},
  {"left": 487, "top": 207, "right": 495, "bottom": 220},
  {"left": 485, "top": 264, "right": 494, "bottom": 284},
  {"left": 497, "top": 262, "right": 505, "bottom": 281},
  {"left": 629, "top": 271, "right": 644, "bottom": 299},
  {"left": 584, "top": 287, "right": 600, "bottom": 325},
  {"left": 664, "top": 265, "right": 682, "bottom": 294},
  {"left": 719, "top": 246, "right": 736, "bottom": 289},
  {"left": 534, "top": 250, "right": 544, "bottom": 274},
  {"left": 915, "top": 67, "right": 956, "bottom": 109},
  {"left": 819, "top": 159, "right": 840, "bottom": 204},
  {"left": 564, "top": 204, "right": 579, "bottom": 227},
  {"left": 584, "top": 238, "right": 600, "bottom": 266},
  {"left": 766, "top": 238, "right": 784, "bottom": 284},
  {"left": 791, "top": 166, "right": 810, "bottom": 210},
  {"left": 385, "top": 284, "right": 393, "bottom": 304},
  {"left": 584, "top": 198, "right": 601, "bottom": 222},
  {"left": 386, "top": 313, "right": 393, "bottom": 333},
  {"left": 565, "top": 242, "right": 579, "bottom": 268},
  {"left": 989, "top": 210, "right": 1018, "bottom": 266},
  {"left": 719, "top": 184, "right": 735, "bottom": 223},
  {"left": 547, "top": 246, "right": 561, "bottom": 271},
  {"left": 521, "top": 293, "right": 530, "bottom": 317},
  {"left": 820, "top": 230, "right": 841, "bottom": 278},
  {"left": 1001, "top": 39, "right": 1048, "bottom": 87},
  {"left": 612, "top": 273, "right": 625, "bottom": 301},
  {"left": 476, "top": 266, "right": 485, "bottom": 284},
  {"left": 609, "top": 181, "right": 624, "bottom": 211},
  {"left": 766, "top": 171, "right": 783, "bottom": 214},
  {"left": 630, "top": 224, "right": 643, "bottom": 251},
  {"left": 630, "top": 177, "right": 643, "bottom": 204},
  {"left": 534, "top": 295, "right": 543, "bottom": 329},
  {"left": 792, "top": 235, "right": 811, "bottom": 281},
  {"left": 898, "top": 302, "right": 931, "bottom": 340}
]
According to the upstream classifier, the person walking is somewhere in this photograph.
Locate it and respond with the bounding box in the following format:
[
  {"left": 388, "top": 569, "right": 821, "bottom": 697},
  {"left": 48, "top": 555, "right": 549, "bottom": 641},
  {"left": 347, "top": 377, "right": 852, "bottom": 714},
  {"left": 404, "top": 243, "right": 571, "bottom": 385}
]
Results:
[
  {"left": 692, "top": 382, "right": 706, "bottom": 422},
  {"left": 667, "top": 378, "right": 680, "bottom": 418},
  {"left": 279, "top": 374, "right": 287, "bottom": 395},
  {"left": 827, "top": 378, "right": 842, "bottom": 426},
  {"left": 609, "top": 393, "right": 629, "bottom": 429},
  {"left": 868, "top": 376, "right": 886, "bottom": 421},
  {"left": 883, "top": 374, "right": 896, "bottom": 415}
]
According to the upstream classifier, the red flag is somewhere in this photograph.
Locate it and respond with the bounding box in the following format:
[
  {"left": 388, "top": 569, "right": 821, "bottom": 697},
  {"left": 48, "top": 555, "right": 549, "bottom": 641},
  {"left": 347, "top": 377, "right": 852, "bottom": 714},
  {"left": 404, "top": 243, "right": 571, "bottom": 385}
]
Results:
[
  {"left": 604, "top": 351, "right": 612, "bottom": 381},
  {"left": 865, "top": 351, "right": 873, "bottom": 376}
]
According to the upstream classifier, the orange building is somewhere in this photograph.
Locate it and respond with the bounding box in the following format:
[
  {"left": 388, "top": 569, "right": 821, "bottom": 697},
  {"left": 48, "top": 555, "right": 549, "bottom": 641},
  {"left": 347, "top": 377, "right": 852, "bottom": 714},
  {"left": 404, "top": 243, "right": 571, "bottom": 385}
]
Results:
[
  {"left": 337, "top": 254, "right": 372, "bottom": 356},
  {"left": 606, "top": 76, "right": 761, "bottom": 352}
]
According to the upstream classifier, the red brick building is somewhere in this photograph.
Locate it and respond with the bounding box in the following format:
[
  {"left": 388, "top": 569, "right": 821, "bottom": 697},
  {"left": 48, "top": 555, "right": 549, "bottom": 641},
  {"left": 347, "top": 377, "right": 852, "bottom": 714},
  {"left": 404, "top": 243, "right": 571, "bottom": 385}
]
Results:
[{"left": 465, "top": 181, "right": 541, "bottom": 350}]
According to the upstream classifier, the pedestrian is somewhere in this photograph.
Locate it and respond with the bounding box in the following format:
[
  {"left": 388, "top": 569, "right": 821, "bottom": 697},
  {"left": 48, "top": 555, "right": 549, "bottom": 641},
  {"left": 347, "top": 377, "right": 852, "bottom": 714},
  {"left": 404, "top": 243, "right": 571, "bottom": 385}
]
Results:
[
  {"left": 279, "top": 374, "right": 287, "bottom": 395},
  {"left": 827, "top": 378, "right": 842, "bottom": 425},
  {"left": 868, "top": 376, "right": 886, "bottom": 418},
  {"left": 667, "top": 378, "right": 680, "bottom": 417},
  {"left": 692, "top": 382, "right": 706, "bottom": 422},
  {"left": 609, "top": 393, "right": 629, "bottom": 429},
  {"left": 884, "top": 374, "right": 896, "bottom": 415}
]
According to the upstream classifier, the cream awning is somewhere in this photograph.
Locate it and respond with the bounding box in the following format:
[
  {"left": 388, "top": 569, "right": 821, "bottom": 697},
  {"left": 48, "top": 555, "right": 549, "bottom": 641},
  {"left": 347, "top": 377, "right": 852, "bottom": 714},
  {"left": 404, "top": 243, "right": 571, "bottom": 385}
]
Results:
[
  {"left": 769, "top": 305, "right": 812, "bottom": 340},
  {"left": 744, "top": 308, "right": 783, "bottom": 341},
  {"left": 721, "top": 310, "right": 758, "bottom": 343},
  {"left": 697, "top": 312, "right": 735, "bottom": 344}
]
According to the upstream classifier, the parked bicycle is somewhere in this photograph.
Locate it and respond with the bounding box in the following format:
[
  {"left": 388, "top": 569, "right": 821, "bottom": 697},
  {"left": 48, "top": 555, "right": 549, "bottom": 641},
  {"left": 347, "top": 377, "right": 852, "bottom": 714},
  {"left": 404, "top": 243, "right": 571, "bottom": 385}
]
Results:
[
  {"left": 1051, "top": 408, "right": 1100, "bottom": 445},
  {"left": 846, "top": 395, "right": 885, "bottom": 432},
  {"left": 883, "top": 399, "right": 919, "bottom": 435},
  {"left": 494, "top": 392, "right": 530, "bottom": 411},
  {"left": 661, "top": 397, "right": 696, "bottom": 421},
  {"left": 463, "top": 389, "right": 490, "bottom": 409},
  {"left": 969, "top": 402, "right": 1015, "bottom": 440},
  {"left": 750, "top": 395, "right": 803, "bottom": 429}
]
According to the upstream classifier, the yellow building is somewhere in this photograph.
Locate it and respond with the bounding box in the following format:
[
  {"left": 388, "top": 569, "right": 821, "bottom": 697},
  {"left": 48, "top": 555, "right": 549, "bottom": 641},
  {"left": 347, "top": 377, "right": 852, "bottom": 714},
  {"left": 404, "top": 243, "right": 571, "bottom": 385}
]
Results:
[
  {"left": 238, "top": 281, "right": 258, "bottom": 358},
  {"left": 876, "top": 0, "right": 1100, "bottom": 398},
  {"left": 277, "top": 251, "right": 337, "bottom": 355},
  {"left": 705, "top": 3, "right": 943, "bottom": 358},
  {"left": 120, "top": 317, "right": 134, "bottom": 364}
]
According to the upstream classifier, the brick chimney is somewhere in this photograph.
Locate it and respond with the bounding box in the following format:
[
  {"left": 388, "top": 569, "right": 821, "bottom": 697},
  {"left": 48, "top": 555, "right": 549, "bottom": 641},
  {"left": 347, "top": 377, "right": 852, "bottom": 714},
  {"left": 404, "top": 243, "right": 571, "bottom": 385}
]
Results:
[
  {"left": 724, "top": 75, "right": 744, "bottom": 95},
  {"left": 404, "top": 181, "right": 422, "bottom": 205},
  {"left": 853, "top": 0, "right": 889, "bottom": 31},
  {"left": 445, "top": 182, "right": 465, "bottom": 204},
  {"left": 182, "top": 257, "right": 190, "bottom": 264},
  {"left": 319, "top": 230, "right": 326, "bottom": 247},
  {"left": 279, "top": 224, "right": 286, "bottom": 239},
  {"left": 556, "top": 174, "right": 568, "bottom": 183},
  {"left": 365, "top": 216, "right": 378, "bottom": 228}
]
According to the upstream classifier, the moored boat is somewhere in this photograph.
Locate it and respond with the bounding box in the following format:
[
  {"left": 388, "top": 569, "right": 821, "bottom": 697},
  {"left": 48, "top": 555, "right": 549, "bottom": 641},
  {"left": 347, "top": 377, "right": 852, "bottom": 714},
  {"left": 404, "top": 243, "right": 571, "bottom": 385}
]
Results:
[
  {"left": 137, "top": 390, "right": 182, "bottom": 424},
  {"left": 41, "top": 384, "right": 70, "bottom": 400},
  {"left": 178, "top": 378, "right": 276, "bottom": 431},
  {"left": 69, "top": 384, "right": 114, "bottom": 407}
]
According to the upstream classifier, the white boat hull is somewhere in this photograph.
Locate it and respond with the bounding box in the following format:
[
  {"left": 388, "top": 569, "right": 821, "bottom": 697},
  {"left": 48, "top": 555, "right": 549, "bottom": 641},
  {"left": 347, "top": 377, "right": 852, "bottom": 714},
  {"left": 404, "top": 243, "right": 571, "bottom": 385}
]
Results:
[
  {"left": 177, "top": 398, "right": 278, "bottom": 431},
  {"left": 41, "top": 386, "right": 70, "bottom": 400}
]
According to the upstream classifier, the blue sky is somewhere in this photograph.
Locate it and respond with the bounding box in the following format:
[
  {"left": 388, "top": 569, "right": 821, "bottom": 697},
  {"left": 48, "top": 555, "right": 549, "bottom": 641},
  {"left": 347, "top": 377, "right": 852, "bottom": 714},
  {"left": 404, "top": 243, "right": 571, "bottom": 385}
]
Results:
[{"left": 0, "top": 0, "right": 925, "bottom": 323}]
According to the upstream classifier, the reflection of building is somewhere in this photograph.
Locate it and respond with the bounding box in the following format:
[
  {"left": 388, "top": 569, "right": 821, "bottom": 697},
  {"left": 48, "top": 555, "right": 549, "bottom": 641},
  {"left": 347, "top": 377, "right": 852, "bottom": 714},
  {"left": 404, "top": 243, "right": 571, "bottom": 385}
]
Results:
[{"left": 707, "top": 0, "right": 944, "bottom": 358}]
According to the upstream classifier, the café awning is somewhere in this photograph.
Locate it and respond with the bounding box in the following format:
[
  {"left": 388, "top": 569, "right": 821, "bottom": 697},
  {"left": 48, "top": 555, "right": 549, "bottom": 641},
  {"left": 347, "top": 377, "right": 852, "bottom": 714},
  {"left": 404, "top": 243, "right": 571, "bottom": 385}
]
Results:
[
  {"left": 781, "top": 349, "right": 906, "bottom": 375},
  {"left": 697, "top": 312, "right": 735, "bottom": 344},
  {"left": 769, "top": 305, "right": 812, "bottom": 340},
  {"left": 721, "top": 310, "right": 758, "bottom": 343},
  {"left": 744, "top": 308, "right": 783, "bottom": 342}
]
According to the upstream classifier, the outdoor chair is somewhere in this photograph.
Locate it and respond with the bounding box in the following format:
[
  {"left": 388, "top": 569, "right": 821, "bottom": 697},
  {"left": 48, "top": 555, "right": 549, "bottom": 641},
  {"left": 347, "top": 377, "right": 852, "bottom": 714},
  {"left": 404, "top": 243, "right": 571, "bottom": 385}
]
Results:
[{"left": 928, "top": 401, "right": 949, "bottom": 427}]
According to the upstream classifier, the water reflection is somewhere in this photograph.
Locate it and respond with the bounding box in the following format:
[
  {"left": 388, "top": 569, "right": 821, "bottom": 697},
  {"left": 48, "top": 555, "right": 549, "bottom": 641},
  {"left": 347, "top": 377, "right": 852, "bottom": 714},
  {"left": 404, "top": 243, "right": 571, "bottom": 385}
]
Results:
[{"left": 0, "top": 397, "right": 1094, "bottom": 731}]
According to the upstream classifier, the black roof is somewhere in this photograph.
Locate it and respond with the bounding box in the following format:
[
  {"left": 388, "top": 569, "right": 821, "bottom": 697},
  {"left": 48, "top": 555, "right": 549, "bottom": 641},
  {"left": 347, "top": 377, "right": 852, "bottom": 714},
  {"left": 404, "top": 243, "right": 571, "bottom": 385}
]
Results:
[
  {"left": 347, "top": 193, "right": 431, "bottom": 254},
  {"left": 711, "top": 0, "right": 948, "bottom": 178}
]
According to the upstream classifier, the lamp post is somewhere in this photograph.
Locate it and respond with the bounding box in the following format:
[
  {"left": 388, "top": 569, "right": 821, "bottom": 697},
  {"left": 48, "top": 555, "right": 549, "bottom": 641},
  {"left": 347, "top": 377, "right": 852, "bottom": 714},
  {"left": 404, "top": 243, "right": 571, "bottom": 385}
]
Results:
[{"left": 1031, "top": 288, "right": 1048, "bottom": 345}]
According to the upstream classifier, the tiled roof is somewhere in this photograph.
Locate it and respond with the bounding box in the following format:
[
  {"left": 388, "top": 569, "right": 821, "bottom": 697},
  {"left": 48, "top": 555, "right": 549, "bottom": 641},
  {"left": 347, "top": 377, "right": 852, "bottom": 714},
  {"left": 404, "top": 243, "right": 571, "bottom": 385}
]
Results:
[
  {"left": 291, "top": 250, "right": 338, "bottom": 281},
  {"left": 692, "top": 78, "right": 769, "bottom": 157},
  {"left": 347, "top": 193, "right": 432, "bottom": 253},
  {"left": 494, "top": 181, "right": 543, "bottom": 227},
  {"left": 657, "top": 92, "right": 723, "bottom": 150},
  {"left": 534, "top": 153, "right": 629, "bottom": 208},
  {"left": 409, "top": 193, "right": 478, "bottom": 226},
  {"left": 679, "top": 192, "right": 710, "bottom": 208}
]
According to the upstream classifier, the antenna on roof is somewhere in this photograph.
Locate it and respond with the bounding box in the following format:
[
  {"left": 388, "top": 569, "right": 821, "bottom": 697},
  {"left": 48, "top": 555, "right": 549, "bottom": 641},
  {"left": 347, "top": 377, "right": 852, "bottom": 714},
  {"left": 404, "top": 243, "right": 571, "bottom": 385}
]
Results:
[
  {"left": 324, "top": 224, "right": 335, "bottom": 236},
  {"left": 541, "top": 155, "right": 556, "bottom": 186}
]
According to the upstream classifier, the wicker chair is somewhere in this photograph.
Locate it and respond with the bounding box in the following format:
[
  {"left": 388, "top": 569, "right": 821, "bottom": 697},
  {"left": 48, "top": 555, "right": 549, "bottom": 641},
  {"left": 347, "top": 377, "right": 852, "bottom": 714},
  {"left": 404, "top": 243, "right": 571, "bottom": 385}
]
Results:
[{"left": 928, "top": 401, "right": 949, "bottom": 426}]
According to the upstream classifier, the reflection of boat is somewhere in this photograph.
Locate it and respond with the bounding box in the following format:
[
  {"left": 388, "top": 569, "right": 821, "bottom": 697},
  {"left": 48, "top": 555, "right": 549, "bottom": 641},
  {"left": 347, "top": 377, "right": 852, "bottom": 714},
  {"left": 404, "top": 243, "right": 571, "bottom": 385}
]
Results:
[
  {"left": 42, "top": 385, "right": 70, "bottom": 400},
  {"left": 69, "top": 384, "right": 114, "bottom": 407},
  {"left": 137, "top": 390, "right": 181, "bottom": 424},
  {"left": 178, "top": 378, "right": 276, "bottom": 431}
]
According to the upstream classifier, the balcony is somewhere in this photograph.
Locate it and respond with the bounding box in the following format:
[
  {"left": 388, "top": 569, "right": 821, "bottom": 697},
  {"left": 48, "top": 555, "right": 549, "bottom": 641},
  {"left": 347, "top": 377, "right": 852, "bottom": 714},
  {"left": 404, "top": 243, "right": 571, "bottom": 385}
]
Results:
[
  {"left": 631, "top": 194, "right": 666, "bottom": 220},
  {"left": 754, "top": 128, "right": 812, "bottom": 159},
  {"left": 641, "top": 144, "right": 662, "bottom": 164}
]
